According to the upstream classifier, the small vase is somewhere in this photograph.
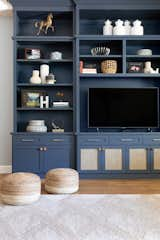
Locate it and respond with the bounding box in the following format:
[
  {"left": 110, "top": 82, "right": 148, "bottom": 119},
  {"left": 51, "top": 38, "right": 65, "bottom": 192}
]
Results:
[
  {"left": 124, "top": 20, "right": 131, "bottom": 35},
  {"left": 40, "top": 64, "right": 49, "bottom": 84},
  {"left": 113, "top": 19, "right": 125, "bottom": 35},
  {"left": 103, "top": 19, "right": 113, "bottom": 35},
  {"left": 30, "top": 70, "right": 41, "bottom": 84},
  {"left": 131, "top": 20, "right": 144, "bottom": 35},
  {"left": 144, "top": 61, "right": 152, "bottom": 73}
]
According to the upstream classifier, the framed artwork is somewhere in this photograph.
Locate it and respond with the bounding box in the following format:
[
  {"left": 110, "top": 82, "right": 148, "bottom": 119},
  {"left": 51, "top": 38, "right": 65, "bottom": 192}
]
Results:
[
  {"left": 127, "top": 62, "right": 144, "bottom": 73},
  {"left": 21, "top": 90, "right": 46, "bottom": 108}
]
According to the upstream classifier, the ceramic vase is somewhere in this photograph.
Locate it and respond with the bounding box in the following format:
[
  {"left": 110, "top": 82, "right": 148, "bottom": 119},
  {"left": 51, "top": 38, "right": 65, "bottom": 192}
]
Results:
[
  {"left": 40, "top": 64, "right": 49, "bottom": 84},
  {"left": 124, "top": 20, "right": 131, "bottom": 35},
  {"left": 103, "top": 19, "right": 113, "bottom": 35},
  {"left": 30, "top": 70, "right": 41, "bottom": 84},
  {"left": 131, "top": 20, "right": 144, "bottom": 35},
  {"left": 113, "top": 19, "right": 125, "bottom": 35}
]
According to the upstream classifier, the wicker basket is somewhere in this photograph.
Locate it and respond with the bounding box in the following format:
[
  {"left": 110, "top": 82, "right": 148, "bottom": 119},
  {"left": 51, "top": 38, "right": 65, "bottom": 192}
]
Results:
[{"left": 101, "top": 60, "right": 117, "bottom": 74}]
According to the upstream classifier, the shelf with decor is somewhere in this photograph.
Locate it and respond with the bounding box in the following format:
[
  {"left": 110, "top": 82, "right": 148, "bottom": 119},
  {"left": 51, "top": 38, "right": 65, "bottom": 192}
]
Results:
[
  {"left": 16, "top": 108, "right": 73, "bottom": 111},
  {"left": 17, "top": 83, "right": 73, "bottom": 87},
  {"left": 17, "top": 59, "right": 73, "bottom": 63}
]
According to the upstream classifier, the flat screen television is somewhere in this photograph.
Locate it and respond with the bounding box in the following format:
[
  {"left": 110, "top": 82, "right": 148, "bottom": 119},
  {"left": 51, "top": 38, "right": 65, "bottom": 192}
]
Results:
[{"left": 88, "top": 88, "right": 159, "bottom": 128}]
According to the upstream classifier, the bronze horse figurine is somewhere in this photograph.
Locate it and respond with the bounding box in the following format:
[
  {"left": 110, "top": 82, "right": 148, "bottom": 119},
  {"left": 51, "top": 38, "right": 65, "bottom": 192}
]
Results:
[{"left": 35, "top": 13, "right": 55, "bottom": 35}]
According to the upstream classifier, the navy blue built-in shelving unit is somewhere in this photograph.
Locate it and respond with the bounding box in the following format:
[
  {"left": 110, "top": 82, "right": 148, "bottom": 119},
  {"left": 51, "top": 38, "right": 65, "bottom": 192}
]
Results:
[{"left": 11, "top": 0, "right": 160, "bottom": 178}]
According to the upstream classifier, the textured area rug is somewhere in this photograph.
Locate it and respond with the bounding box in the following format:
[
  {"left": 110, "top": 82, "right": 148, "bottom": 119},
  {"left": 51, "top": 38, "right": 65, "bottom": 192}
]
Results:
[{"left": 0, "top": 195, "right": 160, "bottom": 240}]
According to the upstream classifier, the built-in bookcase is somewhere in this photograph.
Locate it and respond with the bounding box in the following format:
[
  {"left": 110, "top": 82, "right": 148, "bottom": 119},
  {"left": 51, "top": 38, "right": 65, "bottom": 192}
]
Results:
[{"left": 14, "top": 10, "right": 74, "bottom": 134}]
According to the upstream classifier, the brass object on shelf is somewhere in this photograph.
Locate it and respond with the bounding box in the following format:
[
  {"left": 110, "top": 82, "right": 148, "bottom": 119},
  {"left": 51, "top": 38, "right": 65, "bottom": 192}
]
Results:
[
  {"left": 101, "top": 60, "right": 117, "bottom": 74},
  {"left": 35, "top": 13, "right": 55, "bottom": 35}
]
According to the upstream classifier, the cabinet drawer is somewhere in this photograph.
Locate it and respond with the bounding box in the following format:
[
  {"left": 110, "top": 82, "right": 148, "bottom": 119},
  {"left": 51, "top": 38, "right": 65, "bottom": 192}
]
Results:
[
  {"left": 109, "top": 135, "right": 141, "bottom": 145},
  {"left": 143, "top": 135, "right": 160, "bottom": 145},
  {"left": 42, "top": 135, "right": 73, "bottom": 145},
  {"left": 79, "top": 136, "right": 107, "bottom": 145},
  {"left": 13, "top": 136, "right": 40, "bottom": 145}
]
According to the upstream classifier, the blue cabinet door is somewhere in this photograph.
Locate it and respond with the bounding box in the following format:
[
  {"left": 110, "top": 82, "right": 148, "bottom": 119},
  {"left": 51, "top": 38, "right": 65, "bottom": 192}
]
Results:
[
  {"left": 42, "top": 146, "right": 72, "bottom": 173},
  {"left": 13, "top": 146, "right": 40, "bottom": 173}
]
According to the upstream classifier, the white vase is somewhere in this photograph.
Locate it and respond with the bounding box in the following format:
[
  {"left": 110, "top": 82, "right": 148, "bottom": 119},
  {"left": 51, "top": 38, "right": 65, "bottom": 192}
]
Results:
[
  {"left": 131, "top": 20, "right": 144, "bottom": 35},
  {"left": 144, "top": 61, "right": 152, "bottom": 73},
  {"left": 103, "top": 19, "right": 113, "bottom": 35},
  {"left": 124, "top": 20, "right": 131, "bottom": 35},
  {"left": 40, "top": 64, "right": 49, "bottom": 84},
  {"left": 30, "top": 70, "right": 41, "bottom": 84},
  {"left": 113, "top": 19, "right": 125, "bottom": 35}
]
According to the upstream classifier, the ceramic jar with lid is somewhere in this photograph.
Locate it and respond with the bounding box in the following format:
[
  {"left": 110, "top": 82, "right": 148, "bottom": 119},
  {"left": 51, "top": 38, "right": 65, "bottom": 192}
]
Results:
[
  {"left": 50, "top": 51, "right": 62, "bottom": 60},
  {"left": 113, "top": 19, "right": 125, "bottom": 35},
  {"left": 26, "top": 120, "right": 47, "bottom": 132},
  {"left": 124, "top": 20, "right": 131, "bottom": 35},
  {"left": 131, "top": 20, "right": 144, "bottom": 35},
  {"left": 103, "top": 19, "right": 113, "bottom": 35},
  {"left": 30, "top": 70, "right": 41, "bottom": 84}
]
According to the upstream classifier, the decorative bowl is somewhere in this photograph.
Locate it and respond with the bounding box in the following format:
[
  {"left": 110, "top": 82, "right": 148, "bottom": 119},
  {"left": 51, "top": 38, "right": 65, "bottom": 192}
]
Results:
[
  {"left": 91, "top": 47, "right": 110, "bottom": 56},
  {"left": 137, "top": 49, "right": 152, "bottom": 56},
  {"left": 28, "top": 93, "right": 40, "bottom": 101}
]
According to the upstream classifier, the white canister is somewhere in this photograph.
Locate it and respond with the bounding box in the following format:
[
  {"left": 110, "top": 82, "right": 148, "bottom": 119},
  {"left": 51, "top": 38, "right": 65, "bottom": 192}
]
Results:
[
  {"left": 50, "top": 51, "right": 62, "bottom": 60},
  {"left": 30, "top": 70, "right": 41, "bottom": 84},
  {"left": 103, "top": 19, "right": 113, "bottom": 35},
  {"left": 124, "top": 20, "right": 131, "bottom": 35},
  {"left": 40, "top": 64, "right": 49, "bottom": 84},
  {"left": 131, "top": 20, "right": 144, "bottom": 35},
  {"left": 113, "top": 19, "right": 125, "bottom": 35}
]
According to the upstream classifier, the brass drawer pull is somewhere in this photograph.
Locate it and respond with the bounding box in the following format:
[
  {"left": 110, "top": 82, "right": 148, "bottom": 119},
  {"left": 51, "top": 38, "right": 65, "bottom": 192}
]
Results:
[
  {"left": 21, "top": 139, "right": 34, "bottom": 142},
  {"left": 121, "top": 138, "right": 133, "bottom": 142},
  {"left": 52, "top": 139, "right": 64, "bottom": 142},
  {"left": 87, "top": 139, "right": 100, "bottom": 142}
]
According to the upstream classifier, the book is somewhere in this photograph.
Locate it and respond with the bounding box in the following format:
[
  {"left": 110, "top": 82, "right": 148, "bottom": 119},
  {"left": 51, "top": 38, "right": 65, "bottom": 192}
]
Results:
[{"left": 82, "top": 68, "right": 97, "bottom": 74}]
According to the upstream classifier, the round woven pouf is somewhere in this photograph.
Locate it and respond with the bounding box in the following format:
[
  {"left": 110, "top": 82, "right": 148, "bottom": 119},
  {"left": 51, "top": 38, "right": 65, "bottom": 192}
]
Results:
[
  {"left": 45, "top": 168, "right": 79, "bottom": 194},
  {"left": 1, "top": 172, "right": 41, "bottom": 205}
]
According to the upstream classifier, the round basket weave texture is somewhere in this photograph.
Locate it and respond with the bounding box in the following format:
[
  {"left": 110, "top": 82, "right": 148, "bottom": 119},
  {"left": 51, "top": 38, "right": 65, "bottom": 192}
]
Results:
[
  {"left": 101, "top": 60, "right": 117, "bottom": 74},
  {"left": 1, "top": 172, "right": 41, "bottom": 205},
  {"left": 45, "top": 168, "right": 79, "bottom": 194}
]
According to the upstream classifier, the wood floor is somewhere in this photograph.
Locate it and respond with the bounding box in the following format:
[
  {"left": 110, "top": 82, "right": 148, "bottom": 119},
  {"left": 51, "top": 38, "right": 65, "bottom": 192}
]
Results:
[{"left": 1, "top": 174, "right": 160, "bottom": 194}]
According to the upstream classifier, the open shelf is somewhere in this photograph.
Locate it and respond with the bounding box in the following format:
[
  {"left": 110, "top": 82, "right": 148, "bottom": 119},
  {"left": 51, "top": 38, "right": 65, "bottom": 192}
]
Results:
[
  {"left": 80, "top": 55, "right": 122, "bottom": 59},
  {"left": 79, "top": 73, "right": 160, "bottom": 78},
  {"left": 17, "top": 59, "right": 73, "bottom": 63},
  {"left": 17, "top": 83, "right": 73, "bottom": 87},
  {"left": 14, "top": 36, "right": 73, "bottom": 42},
  {"left": 16, "top": 107, "right": 73, "bottom": 111}
]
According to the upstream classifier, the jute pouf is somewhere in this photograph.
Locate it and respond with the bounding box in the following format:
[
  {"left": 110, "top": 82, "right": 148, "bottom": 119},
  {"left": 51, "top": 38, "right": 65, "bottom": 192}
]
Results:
[
  {"left": 45, "top": 168, "right": 79, "bottom": 194},
  {"left": 1, "top": 172, "right": 41, "bottom": 205}
]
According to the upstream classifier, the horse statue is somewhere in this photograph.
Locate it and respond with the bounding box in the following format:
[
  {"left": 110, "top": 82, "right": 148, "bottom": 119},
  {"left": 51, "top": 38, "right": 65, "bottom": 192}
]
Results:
[{"left": 35, "top": 13, "right": 55, "bottom": 35}]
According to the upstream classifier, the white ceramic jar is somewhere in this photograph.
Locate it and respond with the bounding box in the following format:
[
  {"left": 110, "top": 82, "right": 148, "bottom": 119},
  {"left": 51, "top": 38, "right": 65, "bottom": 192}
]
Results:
[
  {"left": 40, "top": 64, "right": 49, "bottom": 84},
  {"left": 103, "top": 19, "right": 113, "bottom": 35},
  {"left": 124, "top": 20, "right": 131, "bottom": 35},
  {"left": 131, "top": 20, "right": 144, "bottom": 35},
  {"left": 113, "top": 19, "right": 125, "bottom": 35},
  {"left": 30, "top": 70, "right": 41, "bottom": 84},
  {"left": 50, "top": 51, "right": 62, "bottom": 60}
]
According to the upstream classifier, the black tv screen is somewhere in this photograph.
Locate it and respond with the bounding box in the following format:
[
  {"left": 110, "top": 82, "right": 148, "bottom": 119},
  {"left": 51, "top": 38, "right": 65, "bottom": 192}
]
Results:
[{"left": 88, "top": 88, "right": 159, "bottom": 128}]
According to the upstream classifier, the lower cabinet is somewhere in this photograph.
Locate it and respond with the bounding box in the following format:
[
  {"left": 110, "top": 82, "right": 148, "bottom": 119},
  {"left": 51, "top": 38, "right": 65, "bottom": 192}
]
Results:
[
  {"left": 128, "top": 148, "right": 148, "bottom": 171},
  {"left": 79, "top": 147, "right": 124, "bottom": 172},
  {"left": 151, "top": 148, "right": 160, "bottom": 171},
  {"left": 13, "top": 146, "right": 41, "bottom": 173},
  {"left": 12, "top": 135, "right": 74, "bottom": 176}
]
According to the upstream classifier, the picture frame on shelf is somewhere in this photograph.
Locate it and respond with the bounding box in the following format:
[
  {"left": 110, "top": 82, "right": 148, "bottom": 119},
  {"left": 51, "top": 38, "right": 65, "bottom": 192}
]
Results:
[
  {"left": 127, "top": 62, "right": 144, "bottom": 73},
  {"left": 21, "top": 90, "right": 46, "bottom": 108}
]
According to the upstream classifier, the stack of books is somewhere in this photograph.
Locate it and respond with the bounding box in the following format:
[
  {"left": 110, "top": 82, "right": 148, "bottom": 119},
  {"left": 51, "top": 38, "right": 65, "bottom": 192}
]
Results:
[{"left": 80, "top": 61, "right": 97, "bottom": 74}]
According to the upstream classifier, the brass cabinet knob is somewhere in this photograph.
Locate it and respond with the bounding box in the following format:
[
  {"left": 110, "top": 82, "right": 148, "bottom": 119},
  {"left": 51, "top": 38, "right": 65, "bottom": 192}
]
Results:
[
  {"left": 40, "top": 147, "right": 43, "bottom": 151},
  {"left": 43, "top": 147, "right": 47, "bottom": 151}
]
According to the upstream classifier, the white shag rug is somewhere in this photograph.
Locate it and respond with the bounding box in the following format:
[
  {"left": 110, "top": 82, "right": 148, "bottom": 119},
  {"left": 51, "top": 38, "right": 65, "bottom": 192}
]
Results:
[{"left": 0, "top": 194, "right": 160, "bottom": 240}]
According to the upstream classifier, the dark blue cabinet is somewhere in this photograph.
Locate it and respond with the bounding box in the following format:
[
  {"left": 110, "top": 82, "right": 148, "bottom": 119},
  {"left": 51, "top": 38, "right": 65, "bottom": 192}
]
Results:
[
  {"left": 13, "top": 146, "right": 41, "bottom": 173},
  {"left": 12, "top": 135, "right": 74, "bottom": 176}
]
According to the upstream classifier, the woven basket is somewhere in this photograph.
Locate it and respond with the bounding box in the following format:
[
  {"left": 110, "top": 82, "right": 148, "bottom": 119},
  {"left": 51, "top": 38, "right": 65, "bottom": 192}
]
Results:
[{"left": 101, "top": 60, "right": 117, "bottom": 74}]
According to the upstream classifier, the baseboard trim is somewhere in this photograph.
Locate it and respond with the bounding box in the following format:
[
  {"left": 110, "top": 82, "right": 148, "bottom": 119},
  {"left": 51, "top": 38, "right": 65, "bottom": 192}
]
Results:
[{"left": 0, "top": 165, "right": 12, "bottom": 174}]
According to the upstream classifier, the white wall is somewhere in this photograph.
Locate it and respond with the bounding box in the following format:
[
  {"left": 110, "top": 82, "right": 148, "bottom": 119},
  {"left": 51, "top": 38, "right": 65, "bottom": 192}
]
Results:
[{"left": 0, "top": 16, "right": 13, "bottom": 170}]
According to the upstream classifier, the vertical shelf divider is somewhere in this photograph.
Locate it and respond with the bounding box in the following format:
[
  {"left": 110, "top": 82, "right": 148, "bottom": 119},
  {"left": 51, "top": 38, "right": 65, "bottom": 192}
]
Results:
[{"left": 123, "top": 39, "right": 127, "bottom": 74}]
